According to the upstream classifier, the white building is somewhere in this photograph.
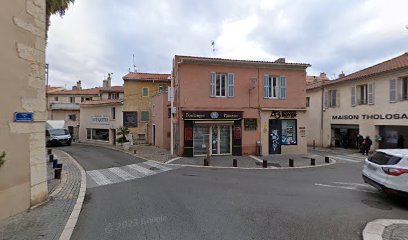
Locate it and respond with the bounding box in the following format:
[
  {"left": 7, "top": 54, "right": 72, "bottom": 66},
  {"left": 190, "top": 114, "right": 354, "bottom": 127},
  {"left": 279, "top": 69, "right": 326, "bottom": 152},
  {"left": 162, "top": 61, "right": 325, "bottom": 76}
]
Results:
[{"left": 306, "top": 53, "right": 408, "bottom": 150}]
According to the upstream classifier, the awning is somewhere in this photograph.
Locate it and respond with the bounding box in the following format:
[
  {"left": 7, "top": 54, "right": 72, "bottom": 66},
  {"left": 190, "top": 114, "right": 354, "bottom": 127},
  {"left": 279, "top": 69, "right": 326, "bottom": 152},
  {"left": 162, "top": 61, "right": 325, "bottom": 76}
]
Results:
[
  {"left": 195, "top": 121, "right": 234, "bottom": 125},
  {"left": 331, "top": 124, "right": 359, "bottom": 129}
]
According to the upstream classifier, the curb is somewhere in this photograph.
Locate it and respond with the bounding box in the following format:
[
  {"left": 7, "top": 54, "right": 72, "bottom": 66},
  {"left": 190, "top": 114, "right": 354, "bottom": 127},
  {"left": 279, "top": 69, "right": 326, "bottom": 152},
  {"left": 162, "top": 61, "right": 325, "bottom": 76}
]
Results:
[
  {"left": 363, "top": 219, "right": 408, "bottom": 240},
  {"left": 58, "top": 150, "right": 87, "bottom": 240}
]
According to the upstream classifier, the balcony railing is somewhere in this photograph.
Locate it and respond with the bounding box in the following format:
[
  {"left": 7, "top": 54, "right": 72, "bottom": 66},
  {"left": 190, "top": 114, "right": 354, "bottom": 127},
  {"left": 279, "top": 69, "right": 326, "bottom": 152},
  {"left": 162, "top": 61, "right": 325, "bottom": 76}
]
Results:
[{"left": 49, "top": 102, "right": 80, "bottom": 110}]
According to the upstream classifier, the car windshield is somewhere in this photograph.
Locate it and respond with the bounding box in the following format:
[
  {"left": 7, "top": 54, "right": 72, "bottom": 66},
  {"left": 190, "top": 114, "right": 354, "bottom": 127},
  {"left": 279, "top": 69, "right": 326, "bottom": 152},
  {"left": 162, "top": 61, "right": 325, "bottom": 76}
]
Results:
[
  {"left": 368, "top": 151, "right": 402, "bottom": 165},
  {"left": 49, "top": 129, "right": 69, "bottom": 136}
]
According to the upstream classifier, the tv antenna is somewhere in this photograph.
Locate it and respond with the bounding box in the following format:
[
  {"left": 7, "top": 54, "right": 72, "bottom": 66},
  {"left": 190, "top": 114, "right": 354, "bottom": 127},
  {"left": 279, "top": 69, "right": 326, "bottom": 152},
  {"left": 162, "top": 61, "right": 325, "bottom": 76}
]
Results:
[
  {"left": 132, "top": 54, "right": 137, "bottom": 72},
  {"left": 211, "top": 40, "right": 215, "bottom": 57}
]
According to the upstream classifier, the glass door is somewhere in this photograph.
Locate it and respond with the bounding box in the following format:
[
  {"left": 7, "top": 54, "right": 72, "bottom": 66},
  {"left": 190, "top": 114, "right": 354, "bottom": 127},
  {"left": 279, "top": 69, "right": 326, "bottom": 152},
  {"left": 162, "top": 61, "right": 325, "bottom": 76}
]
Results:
[
  {"left": 211, "top": 126, "right": 218, "bottom": 155},
  {"left": 219, "top": 125, "right": 231, "bottom": 154}
]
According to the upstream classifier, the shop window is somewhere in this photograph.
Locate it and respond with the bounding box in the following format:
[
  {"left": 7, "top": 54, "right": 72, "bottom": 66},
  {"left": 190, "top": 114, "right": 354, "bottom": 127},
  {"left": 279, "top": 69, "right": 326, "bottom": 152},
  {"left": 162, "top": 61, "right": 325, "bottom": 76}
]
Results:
[
  {"left": 123, "top": 112, "right": 138, "bottom": 127},
  {"left": 142, "top": 87, "right": 149, "bottom": 97},
  {"left": 281, "top": 120, "right": 297, "bottom": 145},
  {"left": 92, "top": 129, "right": 109, "bottom": 141},
  {"left": 210, "top": 72, "right": 234, "bottom": 98},
  {"left": 263, "top": 75, "right": 286, "bottom": 99},
  {"left": 306, "top": 97, "right": 310, "bottom": 107},
  {"left": 244, "top": 118, "right": 257, "bottom": 131},
  {"left": 141, "top": 111, "right": 149, "bottom": 122}
]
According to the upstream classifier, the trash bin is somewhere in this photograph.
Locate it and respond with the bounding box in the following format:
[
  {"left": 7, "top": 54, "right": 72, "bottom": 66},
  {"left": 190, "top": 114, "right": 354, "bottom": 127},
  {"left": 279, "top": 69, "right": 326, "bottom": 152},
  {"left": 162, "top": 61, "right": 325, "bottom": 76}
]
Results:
[
  {"left": 256, "top": 141, "right": 262, "bottom": 156},
  {"left": 54, "top": 168, "right": 62, "bottom": 179}
]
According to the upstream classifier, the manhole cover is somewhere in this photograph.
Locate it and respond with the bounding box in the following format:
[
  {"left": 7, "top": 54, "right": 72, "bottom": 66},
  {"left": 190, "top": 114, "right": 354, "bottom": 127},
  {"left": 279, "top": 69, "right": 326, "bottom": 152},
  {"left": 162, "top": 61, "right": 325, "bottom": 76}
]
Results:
[
  {"left": 149, "top": 167, "right": 160, "bottom": 171},
  {"left": 361, "top": 199, "right": 392, "bottom": 210}
]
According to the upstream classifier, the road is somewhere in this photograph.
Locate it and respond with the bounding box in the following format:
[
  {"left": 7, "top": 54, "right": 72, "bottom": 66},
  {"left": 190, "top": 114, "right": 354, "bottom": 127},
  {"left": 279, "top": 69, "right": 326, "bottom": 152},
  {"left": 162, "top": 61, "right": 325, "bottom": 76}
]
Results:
[{"left": 60, "top": 144, "right": 408, "bottom": 240}]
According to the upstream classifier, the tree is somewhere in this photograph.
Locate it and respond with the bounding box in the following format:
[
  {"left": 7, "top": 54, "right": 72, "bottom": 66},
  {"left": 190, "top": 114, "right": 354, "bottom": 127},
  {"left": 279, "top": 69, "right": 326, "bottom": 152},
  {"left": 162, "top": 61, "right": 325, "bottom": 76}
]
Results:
[
  {"left": 46, "top": 0, "right": 75, "bottom": 36},
  {"left": 0, "top": 152, "right": 5, "bottom": 168},
  {"left": 117, "top": 127, "right": 130, "bottom": 144}
]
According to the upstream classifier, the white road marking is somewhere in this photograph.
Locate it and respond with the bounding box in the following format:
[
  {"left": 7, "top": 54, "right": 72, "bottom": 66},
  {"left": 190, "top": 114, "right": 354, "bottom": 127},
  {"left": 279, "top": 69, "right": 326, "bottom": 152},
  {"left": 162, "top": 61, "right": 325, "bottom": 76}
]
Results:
[
  {"left": 165, "top": 157, "right": 182, "bottom": 164},
  {"left": 87, "top": 170, "right": 112, "bottom": 186},
  {"left": 128, "top": 164, "right": 156, "bottom": 176},
  {"left": 108, "top": 167, "right": 138, "bottom": 181},
  {"left": 328, "top": 155, "right": 360, "bottom": 163},
  {"left": 143, "top": 161, "right": 172, "bottom": 171},
  {"left": 332, "top": 182, "right": 372, "bottom": 187},
  {"left": 315, "top": 183, "right": 378, "bottom": 193}
]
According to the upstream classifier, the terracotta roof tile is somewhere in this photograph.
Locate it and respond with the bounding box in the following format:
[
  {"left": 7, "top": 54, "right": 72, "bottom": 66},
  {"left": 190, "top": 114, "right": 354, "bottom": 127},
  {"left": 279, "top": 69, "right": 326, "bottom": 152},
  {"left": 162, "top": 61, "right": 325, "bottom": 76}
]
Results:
[
  {"left": 80, "top": 99, "right": 124, "bottom": 106},
  {"left": 123, "top": 72, "right": 171, "bottom": 81},
  {"left": 48, "top": 86, "right": 124, "bottom": 95},
  {"left": 326, "top": 52, "right": 408, "bottom": 85}
]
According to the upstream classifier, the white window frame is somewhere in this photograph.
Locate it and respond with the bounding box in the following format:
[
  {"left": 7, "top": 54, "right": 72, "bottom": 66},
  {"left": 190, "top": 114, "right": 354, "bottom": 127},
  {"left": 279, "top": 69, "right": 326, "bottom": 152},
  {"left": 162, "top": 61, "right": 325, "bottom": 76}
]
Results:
[
  {"left": 142, "top": 87, "right": 149, "bottom": 97},
  {"left": 328, "top": 90, "right": 336, "bottom": 108},
  {"left": 402, "top": 77, "right": 408, "bottom": 101},
  {"left": 215, "top": 73, "right": 227, "bottom": 97},
  {"left": 268, "top": 76, "right": 279, "bottom": 99},
  {"left": 357, "top": 84, "right": 368, "bottom": 105}
]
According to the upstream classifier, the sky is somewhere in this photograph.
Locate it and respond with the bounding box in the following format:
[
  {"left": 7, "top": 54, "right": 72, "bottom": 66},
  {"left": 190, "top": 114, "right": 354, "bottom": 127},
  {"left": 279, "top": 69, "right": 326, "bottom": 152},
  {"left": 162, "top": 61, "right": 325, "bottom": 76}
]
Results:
[{"left": 46, "top": 0, "right": 408, "bottom": 89}]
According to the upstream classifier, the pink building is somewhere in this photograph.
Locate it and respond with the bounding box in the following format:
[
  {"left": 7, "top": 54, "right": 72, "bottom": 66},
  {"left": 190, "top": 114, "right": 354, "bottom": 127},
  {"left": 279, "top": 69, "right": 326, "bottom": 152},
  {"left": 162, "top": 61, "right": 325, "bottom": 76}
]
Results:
[
  {"left": 172, "top": 56, "right": 310, "bottom": 157},
  {"left": 151, "top": 92, "right": 170, "bottom": 149}
]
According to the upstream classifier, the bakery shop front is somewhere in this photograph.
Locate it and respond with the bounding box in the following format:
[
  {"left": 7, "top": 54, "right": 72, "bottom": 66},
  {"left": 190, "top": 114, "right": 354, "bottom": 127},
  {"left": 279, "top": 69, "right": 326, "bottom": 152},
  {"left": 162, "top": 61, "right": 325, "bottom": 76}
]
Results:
[{"left": 182, "top": 111, "right": 243, "bottom": 157}]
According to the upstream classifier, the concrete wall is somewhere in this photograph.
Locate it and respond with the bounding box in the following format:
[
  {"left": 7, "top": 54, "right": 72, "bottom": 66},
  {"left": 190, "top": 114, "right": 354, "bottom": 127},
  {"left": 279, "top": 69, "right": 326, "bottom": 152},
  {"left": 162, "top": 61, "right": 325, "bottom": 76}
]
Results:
[
  {"left": 124, "top": 80, "right": 169, "bottom": 142},
  {"left": 0, "top": 0, "right": 48, "bottom": 220},
  {"left": 79, "top": 104, "right": 124, "bottom": 145},
  {"left": 151, "top": 93, "right": 170, "bottom": 149},
  {"left": 305, "top": 87, "right": 324, "bottom": 147}
]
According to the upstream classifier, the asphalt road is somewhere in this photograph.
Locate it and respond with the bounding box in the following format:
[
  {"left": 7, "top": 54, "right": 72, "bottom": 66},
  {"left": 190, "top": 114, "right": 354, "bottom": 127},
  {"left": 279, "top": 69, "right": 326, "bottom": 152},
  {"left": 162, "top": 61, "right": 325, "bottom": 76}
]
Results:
[{"left": 62, "top": 144, "right": 408, "bottom": 240}]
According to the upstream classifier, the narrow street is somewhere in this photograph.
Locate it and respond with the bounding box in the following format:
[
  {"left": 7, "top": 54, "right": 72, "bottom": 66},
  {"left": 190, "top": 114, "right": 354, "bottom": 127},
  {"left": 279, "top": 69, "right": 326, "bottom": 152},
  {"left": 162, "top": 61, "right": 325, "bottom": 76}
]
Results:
[{"left": 59, "top": 145, "right": 408, "bottom": 240}]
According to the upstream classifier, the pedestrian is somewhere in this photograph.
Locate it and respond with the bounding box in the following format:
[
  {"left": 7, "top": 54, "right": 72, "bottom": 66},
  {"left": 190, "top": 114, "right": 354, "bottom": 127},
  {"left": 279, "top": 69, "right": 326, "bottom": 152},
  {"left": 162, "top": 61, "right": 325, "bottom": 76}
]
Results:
[
  {"left": 356, "top": 134, "right": 364, "bottom": 152},
  {"left": 363, "top": 136, "right": 372, "bottom": 155}
]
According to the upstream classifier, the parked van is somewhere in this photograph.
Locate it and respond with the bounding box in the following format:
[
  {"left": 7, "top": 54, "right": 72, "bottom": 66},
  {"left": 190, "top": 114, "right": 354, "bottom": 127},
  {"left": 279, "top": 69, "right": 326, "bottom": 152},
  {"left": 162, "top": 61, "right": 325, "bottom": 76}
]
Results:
[{"left": 46, "top": 120, "right": 72, "bottom": 146}]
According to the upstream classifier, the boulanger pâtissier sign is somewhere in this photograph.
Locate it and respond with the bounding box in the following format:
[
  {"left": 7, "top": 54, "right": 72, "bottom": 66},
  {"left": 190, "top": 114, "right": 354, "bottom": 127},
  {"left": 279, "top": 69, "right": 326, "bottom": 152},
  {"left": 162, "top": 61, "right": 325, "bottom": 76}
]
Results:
[{"left": 332, "top": 113, "right": 408, "bottom": 120}]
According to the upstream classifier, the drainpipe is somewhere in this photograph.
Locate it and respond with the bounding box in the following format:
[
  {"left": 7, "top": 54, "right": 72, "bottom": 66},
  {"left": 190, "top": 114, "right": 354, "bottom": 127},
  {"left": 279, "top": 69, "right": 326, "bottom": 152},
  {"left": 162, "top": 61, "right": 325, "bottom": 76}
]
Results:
[{"left": 320, "top": 83, "right": 324, "bottom": 147}]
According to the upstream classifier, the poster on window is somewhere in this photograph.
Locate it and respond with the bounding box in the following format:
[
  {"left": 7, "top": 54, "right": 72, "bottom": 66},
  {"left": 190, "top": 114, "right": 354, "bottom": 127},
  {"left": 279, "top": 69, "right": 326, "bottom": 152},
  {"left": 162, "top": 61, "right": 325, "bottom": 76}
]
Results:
[{"left": 281, "top": 120, "right": 297, "bottom": 145}]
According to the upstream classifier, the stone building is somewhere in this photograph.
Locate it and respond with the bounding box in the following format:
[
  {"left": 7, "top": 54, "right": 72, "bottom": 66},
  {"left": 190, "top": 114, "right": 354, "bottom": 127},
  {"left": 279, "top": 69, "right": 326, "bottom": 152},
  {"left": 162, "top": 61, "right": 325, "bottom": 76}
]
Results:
[{"left": 0, "top": 0, "right": 48, "bottom": 220}]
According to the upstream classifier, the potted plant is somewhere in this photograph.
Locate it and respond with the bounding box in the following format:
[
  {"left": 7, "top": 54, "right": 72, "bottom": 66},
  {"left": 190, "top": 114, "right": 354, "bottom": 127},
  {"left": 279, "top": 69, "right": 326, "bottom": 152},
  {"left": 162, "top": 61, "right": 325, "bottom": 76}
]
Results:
[{"left": 117, "top": 127, "right": 131, "bottom": 150}]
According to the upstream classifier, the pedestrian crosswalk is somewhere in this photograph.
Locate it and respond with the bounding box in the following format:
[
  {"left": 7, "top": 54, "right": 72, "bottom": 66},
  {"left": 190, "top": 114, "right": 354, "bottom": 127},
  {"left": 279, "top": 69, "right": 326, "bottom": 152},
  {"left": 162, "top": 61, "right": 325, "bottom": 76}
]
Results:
[
  {"left": 328, "top": 153, "right": 367, "bottom": 163},
  {"left": 87, "top": 161, "right": 180, "bottom": 188}
]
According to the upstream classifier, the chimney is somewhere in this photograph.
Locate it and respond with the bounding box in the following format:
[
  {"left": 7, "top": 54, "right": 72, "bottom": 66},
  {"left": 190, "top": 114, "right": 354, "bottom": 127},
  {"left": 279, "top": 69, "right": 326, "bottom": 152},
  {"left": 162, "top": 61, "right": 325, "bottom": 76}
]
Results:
[
  {"left": 102, "top": 79, "right": 108, "bottom": 88},
  {"left": 319, "top": 72, "right": 327, "bottom": 79},
  {"left": 76, "top": 80, "right": 82, "bottom": 90},
  {"left": 339, "top": 71, "right": 345, "bottom": 78},
  {"left": 275, "top": 58, "right": 286, "bottom": 63},
  {"left": 107, "top": 73, "right": 112, "bottom": 88}
]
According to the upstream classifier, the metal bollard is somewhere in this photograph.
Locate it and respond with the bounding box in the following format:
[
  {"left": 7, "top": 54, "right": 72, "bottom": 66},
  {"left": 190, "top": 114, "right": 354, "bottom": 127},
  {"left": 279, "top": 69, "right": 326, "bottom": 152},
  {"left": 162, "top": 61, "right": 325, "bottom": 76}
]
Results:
[
  {"left": 204, "top": 158, "right": 209, "bottom": 166},
  {"left": 53, "top": 159, "right": 58, "bottom": 168},
  {"left": 47, "top": 149, "right": 52, "bottom": 155},
  {"left": 311, "top": 158, "right": 315, "bottom": 166},
  {"left": 134, "top": 150, "right": 137, "bottom": 154},
  {"left": 289, "top": 159, "right": 294, "bottom": 167},
  {"left": 49, "top": 154, "right": 54, "bottom": 163},
  {"left": 325, "top": 156, "right": 330, "bottom": 163},
  {"left": 233, "top": 159, "right": 237, "bottom": 167},
  {"left": 54, "top": 168, "right": 62, "bottom": 179},
  {"left": 313, "top": 140, "right": 315, "bottom": 150},
  {"left": 262, "top": 160, "right": 267, "bottom": 168}
]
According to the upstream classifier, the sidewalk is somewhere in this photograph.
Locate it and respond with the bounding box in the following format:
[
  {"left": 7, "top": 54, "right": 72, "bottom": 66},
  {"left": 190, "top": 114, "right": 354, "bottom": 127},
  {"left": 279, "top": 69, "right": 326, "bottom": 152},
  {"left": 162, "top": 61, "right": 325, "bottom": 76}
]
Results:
[
  {"left": 363, "top": 219, "right": 408, "bottom": 240},
  {"left": 0, "top": 149, "right": 83, "bottom": 240}
]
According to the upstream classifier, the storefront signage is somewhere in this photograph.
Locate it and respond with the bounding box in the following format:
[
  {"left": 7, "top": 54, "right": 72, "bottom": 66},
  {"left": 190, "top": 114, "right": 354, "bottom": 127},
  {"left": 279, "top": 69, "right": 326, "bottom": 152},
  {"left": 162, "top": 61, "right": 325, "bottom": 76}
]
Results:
[
  {"left": 332, "top": 113, "right": 408, "bottom": 120},
  {"left": 183, "top": 111, "right": 242, "bottom": 120},
  {"left": 14, "top": 112, "right": 33, "bottom": 122},
  {"left": 299, "top": 127, "right": 306, "bottom": 137},
  {"left": 92, "top": 116, "right": 109, "bottom": 124},
  {"left": 270, "top": 111, "right": 297, "bottom": 119}
]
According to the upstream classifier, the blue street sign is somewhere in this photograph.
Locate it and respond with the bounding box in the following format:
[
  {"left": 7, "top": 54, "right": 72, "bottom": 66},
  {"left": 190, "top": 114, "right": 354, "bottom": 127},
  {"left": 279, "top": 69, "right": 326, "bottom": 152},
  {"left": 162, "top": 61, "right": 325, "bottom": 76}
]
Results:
[{"left": 14, "top": 112, "right": 34, "bottom": 122}]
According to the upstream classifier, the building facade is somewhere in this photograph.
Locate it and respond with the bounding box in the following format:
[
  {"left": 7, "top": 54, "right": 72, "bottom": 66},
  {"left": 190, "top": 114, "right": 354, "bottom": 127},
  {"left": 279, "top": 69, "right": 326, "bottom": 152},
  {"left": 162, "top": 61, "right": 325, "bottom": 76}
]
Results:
[
  {"left": 151, "top": 92, "right": 171, "bottom": 149},
  {"left": 122, "top": 72, "right": 170, "bottom": 143},
  {"left": 172, "top": 56, "right": 310, "bottom": 157},
  {"left": 306, "top": 53, "right": 408, "bottom": 150},
  {"left": 0, "top": 0, "right": 48, "bottom": 220}
]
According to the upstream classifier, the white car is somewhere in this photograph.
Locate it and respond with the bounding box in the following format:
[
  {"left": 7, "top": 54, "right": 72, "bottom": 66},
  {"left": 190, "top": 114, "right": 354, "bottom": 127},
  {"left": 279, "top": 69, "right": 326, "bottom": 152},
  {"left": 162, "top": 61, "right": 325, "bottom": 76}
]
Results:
[{"left": 362, "top": 149, "right": 408, "bottom": 199}]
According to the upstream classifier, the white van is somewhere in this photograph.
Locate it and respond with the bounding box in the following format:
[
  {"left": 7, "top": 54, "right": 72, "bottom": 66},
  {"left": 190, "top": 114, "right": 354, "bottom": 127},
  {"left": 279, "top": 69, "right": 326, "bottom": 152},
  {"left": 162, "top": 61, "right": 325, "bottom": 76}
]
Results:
[{"left": 46, "top": 120, "right": 72, "bottom": 147}]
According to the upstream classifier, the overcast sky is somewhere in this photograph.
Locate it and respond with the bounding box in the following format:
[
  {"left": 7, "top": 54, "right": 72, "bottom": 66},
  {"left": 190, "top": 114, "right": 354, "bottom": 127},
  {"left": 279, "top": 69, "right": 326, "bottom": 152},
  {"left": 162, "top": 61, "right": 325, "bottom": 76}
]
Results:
[{"left": 46, "top": 0, "right": 408, "bottom": 89}]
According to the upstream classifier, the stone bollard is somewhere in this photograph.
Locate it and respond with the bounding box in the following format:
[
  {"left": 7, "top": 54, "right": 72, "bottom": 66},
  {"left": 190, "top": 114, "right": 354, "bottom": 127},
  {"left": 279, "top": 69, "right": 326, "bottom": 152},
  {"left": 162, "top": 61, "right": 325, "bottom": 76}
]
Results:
[
  {"left": 204, "top": 158, "right": 209, "bottom": 166},
  {"left": 311, "top": 158, "right": 315, "bottom": 166},
  {"left": 134, "top": 150, "right": 137, "bottom": 154},
  {"left": 325, "top": 156, "right": 330, "bottom": 163},
  {"left": 289, "top": 159, "right": 294, "bottom": 167},
  {"left": 262, "top": 160, "right": 267, "bottom": 168},
  {"left": 233, "top": 159, "right": 237, "bottom": 167}
]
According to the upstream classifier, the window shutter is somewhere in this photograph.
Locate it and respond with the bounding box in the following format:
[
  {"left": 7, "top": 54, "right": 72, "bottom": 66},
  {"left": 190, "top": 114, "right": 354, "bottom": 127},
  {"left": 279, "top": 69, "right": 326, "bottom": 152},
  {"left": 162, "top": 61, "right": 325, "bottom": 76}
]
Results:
[
  {"left": 351, "top": 86, "right": 356, "bottom": 107},
  {"left": 210, "top": 72, "right": 216, "bottom": 97},
  {"left": 390, "top": 79, "right": 397, "bottom": 103},
  {"left": 336, "top": 91, "right": 340, "bottom": 108},
  {"left": 279, "top": 76, "right": 286, "bottom": 99},
  {"left": 397, "top": 78, "right": 403, "bottom": 101},
  {"left": 368, "top": 82, "right": 374, "bottom": 105},
  {"left": 227, "top": 73, "right": 234, "bottom": 97},
  {"left": 323, "top": 90, "right": 328, "bottom": 109},
  {"left": 263, "top": 75, "right": 269, "bottom": 98}
]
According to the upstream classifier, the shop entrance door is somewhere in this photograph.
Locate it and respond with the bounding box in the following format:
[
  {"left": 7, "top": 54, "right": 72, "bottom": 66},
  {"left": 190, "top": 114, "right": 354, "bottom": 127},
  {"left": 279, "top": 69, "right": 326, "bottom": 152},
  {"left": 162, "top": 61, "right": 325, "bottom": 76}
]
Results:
[
  {"left": 269, "top": 120, "right": 282, "bottom": 154},
  {"left": 210, "top": 125, "right": 232, "bottom": 155}
]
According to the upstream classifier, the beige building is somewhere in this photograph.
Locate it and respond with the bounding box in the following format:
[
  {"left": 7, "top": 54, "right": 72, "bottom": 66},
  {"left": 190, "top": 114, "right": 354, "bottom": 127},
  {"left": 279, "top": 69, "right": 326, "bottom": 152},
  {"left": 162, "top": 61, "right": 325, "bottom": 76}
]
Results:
[
  {"left": 123, "top": 72, "right": 170, "bottom": 143},
  {"left": 306, "top": 53, "right": 408, "bottom": 150},
  {"left": 0, "top": 0, "right": 48, "bottom": 220},
  {"left": 151, "top": 92, "right": 170, "bottom": 149}
]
